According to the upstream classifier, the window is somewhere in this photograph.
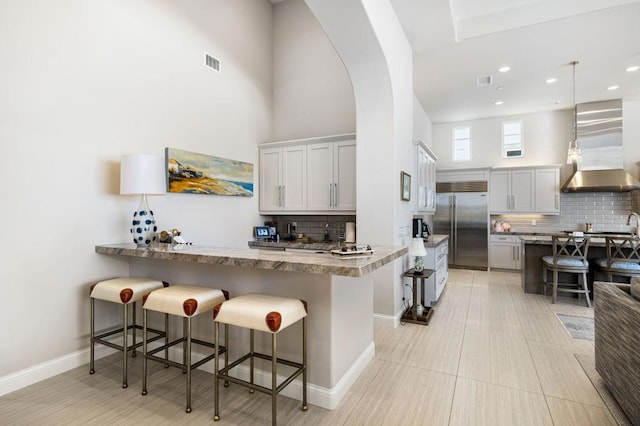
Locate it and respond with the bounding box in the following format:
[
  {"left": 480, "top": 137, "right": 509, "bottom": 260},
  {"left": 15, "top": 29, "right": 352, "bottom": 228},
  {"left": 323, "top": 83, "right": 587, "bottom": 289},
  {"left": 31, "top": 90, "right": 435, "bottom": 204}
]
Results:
[
  {"left": 502, "top": 120, "right": 523, "bottom": 158},
  {"left": 453, "top": 126, "right": 471, "bottom": 161}
]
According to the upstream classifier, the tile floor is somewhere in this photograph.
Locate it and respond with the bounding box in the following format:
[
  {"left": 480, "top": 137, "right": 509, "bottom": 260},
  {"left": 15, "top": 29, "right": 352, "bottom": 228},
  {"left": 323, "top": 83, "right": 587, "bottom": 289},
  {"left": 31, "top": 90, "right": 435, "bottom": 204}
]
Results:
[{"left": 0, "top": 269, "right": 616, "bottom": 425}]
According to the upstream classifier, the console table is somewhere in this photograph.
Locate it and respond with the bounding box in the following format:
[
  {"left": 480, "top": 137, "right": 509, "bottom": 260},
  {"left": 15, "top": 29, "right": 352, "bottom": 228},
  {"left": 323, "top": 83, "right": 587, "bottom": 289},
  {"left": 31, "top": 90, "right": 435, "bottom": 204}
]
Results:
[{"left": 402, "top": 268, "right": 435, "bottom": 325}]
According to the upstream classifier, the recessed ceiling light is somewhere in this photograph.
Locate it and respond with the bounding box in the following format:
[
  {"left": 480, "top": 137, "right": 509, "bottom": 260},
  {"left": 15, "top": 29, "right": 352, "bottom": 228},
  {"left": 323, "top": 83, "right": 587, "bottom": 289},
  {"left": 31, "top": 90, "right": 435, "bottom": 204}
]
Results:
[
  {"left": 498, "top": 66, "right": 510, "bottom": 73},
  {"left": 607, "top": 85, "right": 619, "bottom": 91},
  {"left": 494, "top": 100, "right": 504, "bottom": 105},
  {"left": 496, "top": 86, "right": 504, "bottom": 90},
  {"left": 545, "top": 78, "right": 557, "bottom": 84},
  {"left": 626, "top": 66, "right": 639, "bottom": 72},
  {"left": 554, "top": 99, "right": 561, "bottom": 104}
]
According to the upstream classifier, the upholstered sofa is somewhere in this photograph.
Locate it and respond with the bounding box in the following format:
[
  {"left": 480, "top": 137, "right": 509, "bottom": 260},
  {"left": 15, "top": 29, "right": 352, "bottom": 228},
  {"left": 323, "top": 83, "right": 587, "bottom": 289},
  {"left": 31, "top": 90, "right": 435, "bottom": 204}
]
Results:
[{"left": 594, "top": 279, "right": 640, "bottom": 424}]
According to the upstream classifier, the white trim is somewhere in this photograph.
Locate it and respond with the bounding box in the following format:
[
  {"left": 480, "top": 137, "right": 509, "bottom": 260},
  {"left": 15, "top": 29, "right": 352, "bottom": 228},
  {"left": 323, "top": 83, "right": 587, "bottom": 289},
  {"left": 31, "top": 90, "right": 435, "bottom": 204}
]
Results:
[
  {"left": 0, "top": 345, "right": 117, "bottom": 397},
  {"left": 0, "top": 340, "right": 375, "bottom": 411}
]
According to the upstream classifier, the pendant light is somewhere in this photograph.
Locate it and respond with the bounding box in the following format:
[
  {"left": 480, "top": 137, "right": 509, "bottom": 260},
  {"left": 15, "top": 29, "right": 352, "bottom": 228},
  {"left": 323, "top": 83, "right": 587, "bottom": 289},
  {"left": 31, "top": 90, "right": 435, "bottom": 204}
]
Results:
[{"left": 566, "top": 60, "right": 581, "bottom": 164}]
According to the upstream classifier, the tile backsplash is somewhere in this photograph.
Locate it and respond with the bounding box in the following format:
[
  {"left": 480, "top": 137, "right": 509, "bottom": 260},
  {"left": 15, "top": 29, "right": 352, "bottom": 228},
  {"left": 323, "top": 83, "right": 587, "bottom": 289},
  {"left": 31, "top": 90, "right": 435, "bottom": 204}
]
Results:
[
  {"left": 267, "top": 215, "right": 356, "bottom": 242},
  {"left": 492, "top": 190, "right": 640, "bottom": 233}
]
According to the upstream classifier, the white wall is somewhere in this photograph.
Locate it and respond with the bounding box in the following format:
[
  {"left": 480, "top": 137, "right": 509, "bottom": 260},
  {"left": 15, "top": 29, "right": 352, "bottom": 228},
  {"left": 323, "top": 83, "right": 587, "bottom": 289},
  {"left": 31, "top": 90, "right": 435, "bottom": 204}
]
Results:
[
  {"left": 432, "top": 109, "right": 571, "bottom": 172},
  {"left": 433, "top": 104, "right": 640, "bottom": 182},
  {"left": 0, "top": 0, "right": 272, "bottom": 382},
  {"left": 413, "top": 94, "right": 433, "bottom": 148},
  {"left": 272, "top": 0, "right": 356, "bottom": 141}
]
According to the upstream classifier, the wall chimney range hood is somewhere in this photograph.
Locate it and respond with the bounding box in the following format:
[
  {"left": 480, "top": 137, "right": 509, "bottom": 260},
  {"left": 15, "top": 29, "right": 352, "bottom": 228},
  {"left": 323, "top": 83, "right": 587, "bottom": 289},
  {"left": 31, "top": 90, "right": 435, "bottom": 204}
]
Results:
[{"left": 561, "top": 99, "right": 640, "bottom": 192}]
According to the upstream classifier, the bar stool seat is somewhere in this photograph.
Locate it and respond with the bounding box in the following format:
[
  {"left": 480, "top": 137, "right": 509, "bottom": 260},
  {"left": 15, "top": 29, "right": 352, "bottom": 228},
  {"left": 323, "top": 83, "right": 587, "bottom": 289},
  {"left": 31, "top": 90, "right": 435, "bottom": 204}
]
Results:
[
  {"left": 213, "top": 293, "right": 308, "bottom": 425},
  {"left": 142, "top": 285, "right": 228, "bottom": 413},
  {"left": 90, "top": 277, "right": 168, "bottom": 388}
]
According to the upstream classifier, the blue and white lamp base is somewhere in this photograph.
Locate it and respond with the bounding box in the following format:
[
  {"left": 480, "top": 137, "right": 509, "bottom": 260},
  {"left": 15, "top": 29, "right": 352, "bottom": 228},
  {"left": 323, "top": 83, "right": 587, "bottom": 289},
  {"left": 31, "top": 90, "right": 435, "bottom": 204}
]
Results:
[{"left": 130, "top": 194, "right": 157, "bottom": 247}]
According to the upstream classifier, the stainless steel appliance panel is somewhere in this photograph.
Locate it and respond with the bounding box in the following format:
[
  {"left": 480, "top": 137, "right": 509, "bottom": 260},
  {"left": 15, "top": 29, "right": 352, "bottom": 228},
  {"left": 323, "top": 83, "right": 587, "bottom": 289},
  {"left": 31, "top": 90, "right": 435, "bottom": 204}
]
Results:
[{"left": 434, "top": 191, "right": 488, "bottom": 270}]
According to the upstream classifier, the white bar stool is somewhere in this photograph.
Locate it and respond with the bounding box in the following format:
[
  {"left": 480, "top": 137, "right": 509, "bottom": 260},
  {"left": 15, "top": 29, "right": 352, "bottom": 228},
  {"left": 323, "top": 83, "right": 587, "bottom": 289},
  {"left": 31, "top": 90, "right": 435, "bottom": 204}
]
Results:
[
  {"left": 142, "top": 285, "right": 229, "bottom": 413},
  {"left": 89, "top": 277, "right": 168, "bottom": 388},
  {"left": 213, "top": 293, "right": 308, "bottom": 425}
]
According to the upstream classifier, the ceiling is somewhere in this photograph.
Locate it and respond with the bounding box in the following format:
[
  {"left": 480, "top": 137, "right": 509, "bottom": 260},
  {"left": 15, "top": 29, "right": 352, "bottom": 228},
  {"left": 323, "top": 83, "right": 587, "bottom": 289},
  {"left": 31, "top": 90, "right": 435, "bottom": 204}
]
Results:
[
  {"left": 275, "top": 0, "right": 640, "bottom": 124},
  {"left": 392, "top": 0, "right": 640, "bottom": 123}
]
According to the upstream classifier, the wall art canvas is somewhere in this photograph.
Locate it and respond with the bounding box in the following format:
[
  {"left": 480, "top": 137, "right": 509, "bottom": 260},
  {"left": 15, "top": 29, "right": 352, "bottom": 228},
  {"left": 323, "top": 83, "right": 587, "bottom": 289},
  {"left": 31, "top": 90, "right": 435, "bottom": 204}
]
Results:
[{"left": 166, "top": 147, "right": 254, "bottom": 197}]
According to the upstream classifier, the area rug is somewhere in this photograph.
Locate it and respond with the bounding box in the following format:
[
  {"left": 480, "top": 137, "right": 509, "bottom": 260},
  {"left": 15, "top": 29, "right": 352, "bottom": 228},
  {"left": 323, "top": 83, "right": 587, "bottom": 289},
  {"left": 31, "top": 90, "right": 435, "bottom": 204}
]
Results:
[
  {"left": 575, "top": 353, "right": 632, "bottom": 426},
  {"left": 556, "top": 313, "right": 594, "bottom": 341}
]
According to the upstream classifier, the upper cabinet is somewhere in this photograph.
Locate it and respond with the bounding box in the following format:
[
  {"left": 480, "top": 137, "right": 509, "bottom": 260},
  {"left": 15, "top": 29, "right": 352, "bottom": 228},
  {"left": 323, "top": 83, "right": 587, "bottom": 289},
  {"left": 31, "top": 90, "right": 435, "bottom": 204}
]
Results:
[
  {"left": 490, "top": 169, "right": 534, "bottom": 213},
  {"left": 489, "top": 166, "right": 560, "bottom": 215},
  {"left": 259, "top": 145, "right": 307, "bottom": 212},
  {"left": 307, "top": 140, "right": 356, "bottom": 211},
  {"left": 259, "top": 134, "right": 356, "bottom": 215},
  {"left": 416, "top": 142, "right": 437, "bottom": 213},
  {"left": 534, "top": 167, "right": 560, "bottom": 214}
]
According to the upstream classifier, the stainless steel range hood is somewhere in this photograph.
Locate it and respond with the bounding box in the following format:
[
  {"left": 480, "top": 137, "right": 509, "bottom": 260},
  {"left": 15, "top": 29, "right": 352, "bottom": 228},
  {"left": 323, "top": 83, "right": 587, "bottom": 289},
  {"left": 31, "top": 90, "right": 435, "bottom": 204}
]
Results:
[{"left": 562, "top": 99, "right": 640, "bottom": 192}]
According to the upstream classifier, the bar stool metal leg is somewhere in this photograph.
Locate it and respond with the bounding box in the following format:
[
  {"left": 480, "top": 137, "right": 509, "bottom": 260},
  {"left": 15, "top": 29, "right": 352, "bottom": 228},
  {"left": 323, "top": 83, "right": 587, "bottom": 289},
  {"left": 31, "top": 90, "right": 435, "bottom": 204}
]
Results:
[
  {"left": 132, "top": 301, "right": 137, "bottom": 358},
  {"left": 142, "top": 308, "right": 148, "bottom": 396},
  {"left": 186, "top": 317, "right": 192, "bottom": 413},
  {"left": 214, "top": 321, "right": 221, "bottom": 422},
  {"left": 302, "top": 316, "right": 308, "bottom": 411},
  {"left": 122, "top": 302, "right": 129, "bottom": 388},
  {"left": 249, "top": 329, "right": 255, "bottom": 393},
  {"left": 271, "top": 333, "right": 277, "bottom": 426},
  {"left": 90, "top": 298, "right": 95, "bottom": 375}
]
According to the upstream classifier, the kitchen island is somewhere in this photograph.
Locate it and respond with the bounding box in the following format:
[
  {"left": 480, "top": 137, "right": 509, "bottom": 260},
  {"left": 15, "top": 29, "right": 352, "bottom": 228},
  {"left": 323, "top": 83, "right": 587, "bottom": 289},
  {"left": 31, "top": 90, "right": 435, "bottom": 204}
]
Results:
[
  {"left": 520, "top": 234, "right": 626, "bottom": 294},
  {"left": 95, "top": 243, "right": 406, "bottom": 410}
]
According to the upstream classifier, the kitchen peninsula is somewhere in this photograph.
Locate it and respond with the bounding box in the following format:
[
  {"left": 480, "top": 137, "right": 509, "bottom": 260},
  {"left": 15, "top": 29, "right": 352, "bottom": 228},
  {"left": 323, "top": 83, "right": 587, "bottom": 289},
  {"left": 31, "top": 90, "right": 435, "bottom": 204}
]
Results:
[
  {"left": 95, "top": 243, "right": 406, "bottom": 410},
  {"left": 520, "top": 234, "right": 629, "bottom": 293}
]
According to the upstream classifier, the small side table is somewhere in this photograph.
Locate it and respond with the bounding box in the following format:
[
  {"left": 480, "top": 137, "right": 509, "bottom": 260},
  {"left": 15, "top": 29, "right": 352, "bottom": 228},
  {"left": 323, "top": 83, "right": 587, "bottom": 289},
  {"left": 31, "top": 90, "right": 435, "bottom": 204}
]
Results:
[{"left": 402, "top": 268, "right": 435, "bottom": 325}]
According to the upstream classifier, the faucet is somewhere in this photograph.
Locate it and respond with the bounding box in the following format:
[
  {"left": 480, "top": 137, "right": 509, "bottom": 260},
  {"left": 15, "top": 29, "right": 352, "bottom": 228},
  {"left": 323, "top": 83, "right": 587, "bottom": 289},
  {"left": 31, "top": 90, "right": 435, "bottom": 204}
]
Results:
[{"left": 627, "top": 212, "right": 640, "bottom": 236}]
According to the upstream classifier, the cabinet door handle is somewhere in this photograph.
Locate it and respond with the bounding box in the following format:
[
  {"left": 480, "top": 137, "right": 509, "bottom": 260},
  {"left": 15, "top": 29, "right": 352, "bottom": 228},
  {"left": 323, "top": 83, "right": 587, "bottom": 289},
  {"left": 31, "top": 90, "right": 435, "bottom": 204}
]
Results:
[
  {"left": 507, "top": 195, "right": 510, "bottom": 210},
  {"left": 334, "top": 183, "right": 338, "bottom": 207},
  {"left": 329, "top": 183, "right": 333, "bottom": 207},
  {"left": 282, "top": 185, "right": 285, "bottom": 207},
  {"left": 512, "top": 195, "right": 515, "bottom": 210},
  {"left": 555, "top": 194, "right": 559, "bottom": 210},
  {"left": 278, "top": 185, "right": 282, "bottom": 207}
]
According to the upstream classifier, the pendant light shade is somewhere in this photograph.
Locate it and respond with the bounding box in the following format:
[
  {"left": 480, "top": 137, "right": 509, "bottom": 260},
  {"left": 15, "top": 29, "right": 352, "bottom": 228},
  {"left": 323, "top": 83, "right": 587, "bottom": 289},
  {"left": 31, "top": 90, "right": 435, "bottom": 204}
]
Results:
[{"left": 566, "top": 61, "right": 582, "bottom": 164}]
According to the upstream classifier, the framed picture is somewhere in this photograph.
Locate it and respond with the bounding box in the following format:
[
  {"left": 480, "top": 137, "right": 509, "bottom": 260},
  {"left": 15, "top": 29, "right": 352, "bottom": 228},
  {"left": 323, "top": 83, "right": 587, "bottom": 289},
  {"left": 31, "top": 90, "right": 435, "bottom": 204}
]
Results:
[
  {"left": 401, "top": 171, "right": 411, "bottom": 201},
  {"left": 165, "top": 147, "right": 254, "bottom": 197}
]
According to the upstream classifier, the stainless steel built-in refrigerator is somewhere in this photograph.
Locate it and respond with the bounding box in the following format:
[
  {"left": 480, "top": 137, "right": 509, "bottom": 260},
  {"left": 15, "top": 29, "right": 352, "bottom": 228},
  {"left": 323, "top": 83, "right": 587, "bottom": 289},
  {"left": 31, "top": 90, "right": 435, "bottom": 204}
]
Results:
[{"left": 433, "top": 181, "right": 489, "bottom": 270}]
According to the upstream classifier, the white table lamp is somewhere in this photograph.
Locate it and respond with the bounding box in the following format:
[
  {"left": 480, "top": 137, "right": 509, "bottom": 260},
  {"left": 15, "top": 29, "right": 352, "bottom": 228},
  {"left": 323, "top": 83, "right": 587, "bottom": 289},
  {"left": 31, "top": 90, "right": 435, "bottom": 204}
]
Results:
[
  {"left": 120, "top": 154, "right": 166, "bottom": 247},
  {"left": 409, "top": 237, "right": 427, "bottom": 274}
]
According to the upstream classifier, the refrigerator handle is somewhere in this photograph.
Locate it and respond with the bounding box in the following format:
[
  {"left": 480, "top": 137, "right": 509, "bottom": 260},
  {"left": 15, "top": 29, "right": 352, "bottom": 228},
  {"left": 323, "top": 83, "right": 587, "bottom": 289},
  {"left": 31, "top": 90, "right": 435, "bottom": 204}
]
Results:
[{"left": 451, "top": 194, "right": 457, "bottom": 263}]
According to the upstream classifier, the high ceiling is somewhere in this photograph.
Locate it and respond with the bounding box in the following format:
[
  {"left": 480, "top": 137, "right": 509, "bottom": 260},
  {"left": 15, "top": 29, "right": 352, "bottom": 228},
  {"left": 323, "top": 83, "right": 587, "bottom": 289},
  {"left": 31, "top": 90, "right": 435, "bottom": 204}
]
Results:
[{"left": 392, "top": 0, "right": 640, "bottom": 123}]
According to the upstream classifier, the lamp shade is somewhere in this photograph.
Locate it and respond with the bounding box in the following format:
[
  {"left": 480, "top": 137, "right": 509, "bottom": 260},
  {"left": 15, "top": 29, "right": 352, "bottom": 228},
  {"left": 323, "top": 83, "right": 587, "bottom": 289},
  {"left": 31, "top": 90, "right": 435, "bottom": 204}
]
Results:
[
  {"left": 120, "top": 154, "right": 166, "bottom": 195},
  {"left": 409, "top": 238, "right": 427, "bottom": 257}
]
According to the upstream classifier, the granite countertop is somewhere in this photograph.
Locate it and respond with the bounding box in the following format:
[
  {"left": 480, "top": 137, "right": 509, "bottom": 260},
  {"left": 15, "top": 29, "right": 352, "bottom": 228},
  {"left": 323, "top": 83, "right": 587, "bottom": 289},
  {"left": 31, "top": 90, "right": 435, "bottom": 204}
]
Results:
[
  {"left": 95, "top": 243, "right": 407, "bottom": 278},
  {"left": 424, "top": 234, "right": 448, "bottom": 247},
  {"left": 248, "top": 234, "right": 449, "bottom": 251},
  {"left": 519, "top": 233, "right": 635, "bottom": 248}
]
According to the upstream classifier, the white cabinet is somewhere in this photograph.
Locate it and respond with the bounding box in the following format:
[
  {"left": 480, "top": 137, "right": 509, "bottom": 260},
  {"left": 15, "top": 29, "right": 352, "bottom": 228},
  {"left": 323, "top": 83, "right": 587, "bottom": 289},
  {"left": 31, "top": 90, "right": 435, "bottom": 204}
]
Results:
[
  {"left": 259, "top": 134, "right": 356, "bottom": 214},
  {"left": 490, "top": 169, "right": 534, "bottom": 213},
  {"left": 417, "top": 144, "right": 437, "bottom": 213},
  {"left": 259, "top": 145, "right": 306, "bottom": 212},
  {"left": 307, "top": 140, "right": 356, "bottom": 211},
  {"left": 423, "top": 238, "right": 449, "bottom": 306},
  {"left": 534, "top": 167, "right": 560, "bottom": 214},
  {"left": 490, "top": 166, "right": 560, "bottom": 215},
  {"left": 490, "top": 235, "right": 521, "bottom": 270}
]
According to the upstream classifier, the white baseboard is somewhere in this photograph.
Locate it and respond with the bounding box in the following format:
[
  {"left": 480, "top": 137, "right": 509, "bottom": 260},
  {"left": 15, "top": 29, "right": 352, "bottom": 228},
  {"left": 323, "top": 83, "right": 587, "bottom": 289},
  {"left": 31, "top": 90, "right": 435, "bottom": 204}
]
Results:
[
  {"left": 0, "top": 339, "right": 375, "bottom": 410},
  {"left": 0, "top": 344, "right": 116, "bottom": 397},
  {"left": 373, "top": 309, "right": 404, "bottom": 327}
]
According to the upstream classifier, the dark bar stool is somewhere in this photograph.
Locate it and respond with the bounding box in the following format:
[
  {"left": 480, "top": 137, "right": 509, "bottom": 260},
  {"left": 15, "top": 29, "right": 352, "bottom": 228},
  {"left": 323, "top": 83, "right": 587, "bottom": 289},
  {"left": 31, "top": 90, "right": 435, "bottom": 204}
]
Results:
[
  {"left": 89, "top": 277, "right": 168, "bottom": 388},
  {"left": 213, "top": 293, "right": 308, "bottom": 425}
]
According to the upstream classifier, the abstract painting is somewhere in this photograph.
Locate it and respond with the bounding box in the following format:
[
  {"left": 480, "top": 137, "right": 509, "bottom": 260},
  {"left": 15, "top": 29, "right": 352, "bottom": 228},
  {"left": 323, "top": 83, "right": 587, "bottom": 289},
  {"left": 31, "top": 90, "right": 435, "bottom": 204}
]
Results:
[{"left": 166, "top": 147, "right": 254, "bottom": 196}]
